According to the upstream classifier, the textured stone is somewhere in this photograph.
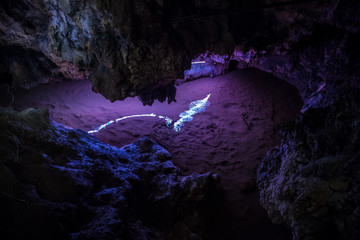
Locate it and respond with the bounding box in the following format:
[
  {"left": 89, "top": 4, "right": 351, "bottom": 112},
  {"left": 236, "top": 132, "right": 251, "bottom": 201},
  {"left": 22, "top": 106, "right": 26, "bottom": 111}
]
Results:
[
  {"left": 0, "top": 0, "right": 190, "bottom": 104},
  {"left": 1, "top": 1, "right": 360, "bottom": 239},
  {"left": 0, "top": 107, "right": 225, "bottom": 240},
  {"left": 257, "top": 93, "right": 360, "bottom": 240},
  {"left": 1, "top": 0, "right": 359, "bottom": 107}
]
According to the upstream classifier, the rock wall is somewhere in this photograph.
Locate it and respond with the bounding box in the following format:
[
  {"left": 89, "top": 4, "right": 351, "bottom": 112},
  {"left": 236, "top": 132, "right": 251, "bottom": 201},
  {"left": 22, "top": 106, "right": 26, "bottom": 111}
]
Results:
[
  {"left": 4, "top": 0, "right": 358, "bottom": 106},
  {"left": 257, "top": 92, "right": 360, "bottom": 240},
  {"left": 232, "top": 0, "right": 360, "bottom": 109},
  {"left": 1, "top": 1, "right": 360, "bottom": 239},
  {"left": 0, "top": 107, "right": 225, "bottom": 240},
  {"left": 252, "top": 2, "right": 360, "bottom": 239},
  {"left": 0, "top": 0, "right": 190, "bottom": 104}
]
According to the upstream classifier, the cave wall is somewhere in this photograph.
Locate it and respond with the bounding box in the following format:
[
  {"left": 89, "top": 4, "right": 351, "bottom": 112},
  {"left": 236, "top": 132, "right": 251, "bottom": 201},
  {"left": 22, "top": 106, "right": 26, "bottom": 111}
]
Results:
[
  {"left": 249, "top": 1, "right": 360, "bottom": 239},
  {"left": 232, "top": 0, "right": 360, "bottom": 110},
  {"left": 3, "top": 0, "right": 358, "bottom": 106},
  {"left": 1, "top": 0, "right": 358, "bottom": 106},
  {"left": 0, "top": 107, "right": 226, "bottom": 239},
  {"left": 257, "top": 93, "right": 360, "bottom": 240},
  {"left": 1, "top": 1, "right": 360, "bottom": 239},
  {"left": 0, "top": 0, "right": 190, "bottom": 104}
]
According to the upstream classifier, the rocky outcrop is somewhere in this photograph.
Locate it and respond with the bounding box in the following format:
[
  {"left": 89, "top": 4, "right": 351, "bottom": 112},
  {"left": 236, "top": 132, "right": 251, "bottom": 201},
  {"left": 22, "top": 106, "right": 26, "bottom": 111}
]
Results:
[
  {"left": 257, "top": 92, "right": 360, "bottom": 240},
  {"left": 253, "top": 2, "right": 360, "bottom": 239},
  {"left": 1, "top": 0, "right": 359, "bottom": 106},
  {"left": 173, "top": 0, "right": 360, "bottom": 112},
  {"left": 0, "top": 107, "right": 225, "bottom": 240},
  {"left": 0, "top": 0, "right": 190, "bottom": 104},
  {"left": 223, "top": 0, "right": 359, "bottom": 110},
  {"left": 1, "top": 1, "right": 360, "bottom": 239},
  {"left": 1, "top": 1, "right": 354, "bottom": 105}
]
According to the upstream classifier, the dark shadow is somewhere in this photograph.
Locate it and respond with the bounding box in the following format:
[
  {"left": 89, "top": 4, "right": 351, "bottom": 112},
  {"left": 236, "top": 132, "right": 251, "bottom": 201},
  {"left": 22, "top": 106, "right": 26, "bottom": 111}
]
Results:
[{"left": 228, "top": 60, "right": 240, "bottom": 71}]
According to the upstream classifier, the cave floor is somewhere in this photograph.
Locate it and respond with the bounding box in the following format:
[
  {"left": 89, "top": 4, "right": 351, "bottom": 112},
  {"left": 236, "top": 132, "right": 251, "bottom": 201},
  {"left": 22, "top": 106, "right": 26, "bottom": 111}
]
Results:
[{"left": 0, "top": 69, "right": 302, "bottom": 239}]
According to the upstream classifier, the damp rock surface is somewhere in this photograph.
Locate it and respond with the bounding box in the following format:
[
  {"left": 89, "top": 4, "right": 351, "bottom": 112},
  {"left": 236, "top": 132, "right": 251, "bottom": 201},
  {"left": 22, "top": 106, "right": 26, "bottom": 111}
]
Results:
[
  {"left": 0, "top": 107, "right": 225, "bottom": 240},
  {"left": 257, "top": 92, "right": 360, "bottom": 240}
]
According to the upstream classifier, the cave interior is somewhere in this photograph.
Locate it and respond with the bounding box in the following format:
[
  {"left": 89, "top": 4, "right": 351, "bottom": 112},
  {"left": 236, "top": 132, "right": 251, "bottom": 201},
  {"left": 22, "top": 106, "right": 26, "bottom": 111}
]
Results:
[{"left": 0, "top": 0, "right": 360, "bottom": 240}]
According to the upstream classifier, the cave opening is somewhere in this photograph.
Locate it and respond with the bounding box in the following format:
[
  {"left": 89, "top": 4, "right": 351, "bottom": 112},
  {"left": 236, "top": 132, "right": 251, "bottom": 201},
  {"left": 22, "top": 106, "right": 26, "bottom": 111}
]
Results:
[{"left": 0, "top": 67, "right": 302, "bottom": 239}]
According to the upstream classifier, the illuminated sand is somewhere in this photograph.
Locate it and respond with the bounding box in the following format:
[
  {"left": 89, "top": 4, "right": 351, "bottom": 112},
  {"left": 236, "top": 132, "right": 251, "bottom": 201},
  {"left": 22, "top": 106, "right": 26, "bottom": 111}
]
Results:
[
  {"left": 88, "top": 94, "right": 211, "bottom": 134},
  {"left": 0, "top": 69, "right": 302, "bottom": 240}
]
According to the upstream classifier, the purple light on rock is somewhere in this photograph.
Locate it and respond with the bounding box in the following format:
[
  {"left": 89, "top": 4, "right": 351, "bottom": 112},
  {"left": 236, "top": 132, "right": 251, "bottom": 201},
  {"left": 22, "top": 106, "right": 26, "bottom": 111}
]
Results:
[{"left": 184, "top": 52, "right": 230, "bottom": 80}]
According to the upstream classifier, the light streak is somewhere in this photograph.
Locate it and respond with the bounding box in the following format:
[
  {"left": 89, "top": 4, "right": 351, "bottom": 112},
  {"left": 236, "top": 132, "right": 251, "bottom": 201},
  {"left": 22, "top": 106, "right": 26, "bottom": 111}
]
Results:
[
  {"left": 173, "top": 94, "right": 211, "bottom": 132},
  {"left": 87, "top": 94, "right": 211, "bottom": 134},
  {"left": 88, "top": 114, "right": 158, "bottom": 134},
  {"left": 158, "top": 115, "right": 173, "bottom": 126},
  {"left": 115, "top": 113, "right": 156, "bottom": 123}
]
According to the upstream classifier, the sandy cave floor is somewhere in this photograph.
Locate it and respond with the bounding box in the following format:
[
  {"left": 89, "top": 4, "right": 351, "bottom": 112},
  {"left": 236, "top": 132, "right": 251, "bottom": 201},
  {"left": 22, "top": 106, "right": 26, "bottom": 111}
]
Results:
[{"left": 0, "top": 69, "right": 303, "bottom": 239}]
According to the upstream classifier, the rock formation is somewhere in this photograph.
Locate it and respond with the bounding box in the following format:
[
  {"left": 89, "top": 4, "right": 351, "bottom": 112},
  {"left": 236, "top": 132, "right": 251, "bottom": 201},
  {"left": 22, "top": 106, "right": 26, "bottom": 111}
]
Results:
[
  {"left": 1, "top": 0, "right": 360, "bottom": 239},
  {"left": 0, "top": 107, "right": 225, "bottom": 240},
  {"left": 252, "top": 2, "right": 360, "bottom": 240},
  {"left": 2, "top": 0, "right": 358, "bottom": 106},
  {"left": 0, "top": 0, "right": 189, "bottom": 104},
  {"left": 258, "top": 92, "right": 360, "bottom": 240}
]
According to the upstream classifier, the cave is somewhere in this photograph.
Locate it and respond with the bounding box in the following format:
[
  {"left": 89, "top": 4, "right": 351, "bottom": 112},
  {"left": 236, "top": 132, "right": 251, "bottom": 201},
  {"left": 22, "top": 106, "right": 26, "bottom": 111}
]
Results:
[{"left": 0, "top": 1, "right": 360, "bottom": 240}]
